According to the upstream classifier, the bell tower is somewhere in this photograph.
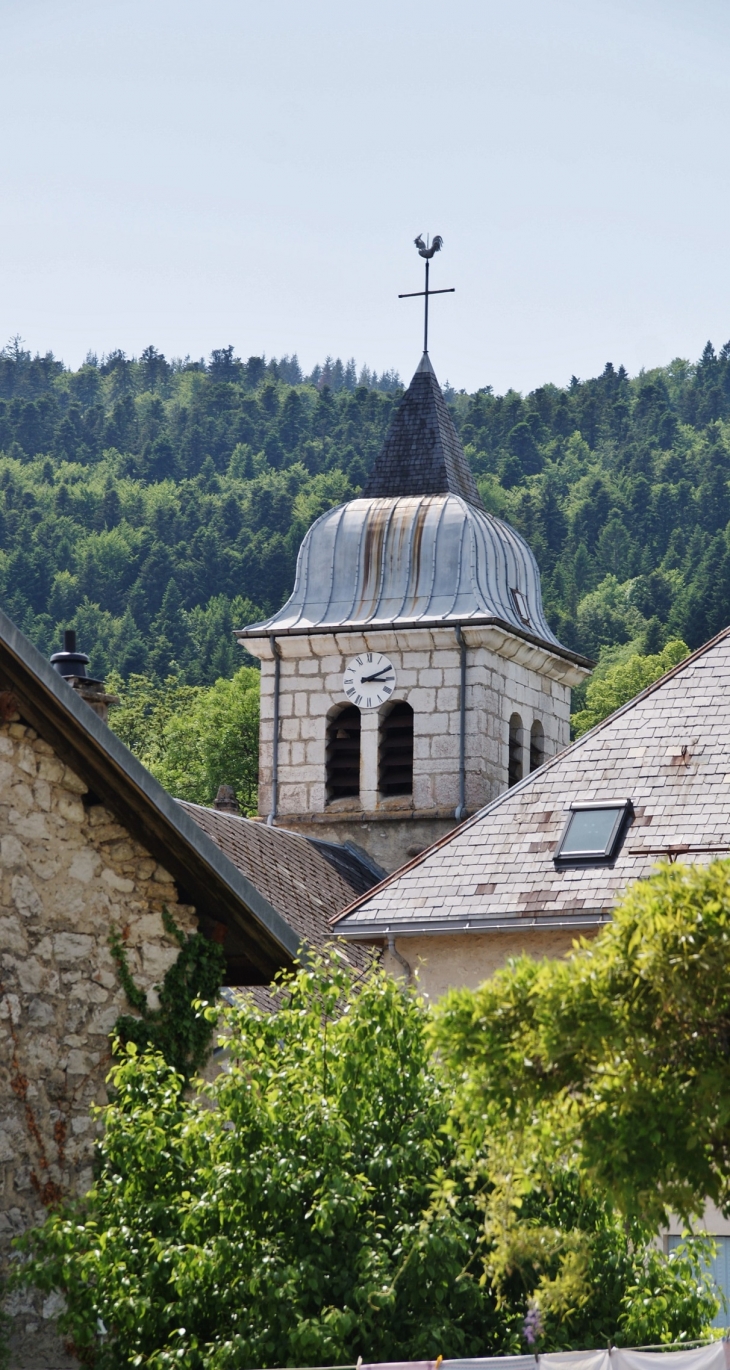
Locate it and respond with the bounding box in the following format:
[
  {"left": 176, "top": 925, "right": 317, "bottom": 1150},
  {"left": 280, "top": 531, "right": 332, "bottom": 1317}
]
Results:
[{"left": 237, "top": 246, "right": 590, "bottom": 872}]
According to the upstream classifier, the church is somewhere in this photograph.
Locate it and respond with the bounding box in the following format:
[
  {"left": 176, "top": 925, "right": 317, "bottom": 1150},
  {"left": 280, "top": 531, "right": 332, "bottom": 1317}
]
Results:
[{"left": 237, "top": 350, "right": 590, "bottom": 872}]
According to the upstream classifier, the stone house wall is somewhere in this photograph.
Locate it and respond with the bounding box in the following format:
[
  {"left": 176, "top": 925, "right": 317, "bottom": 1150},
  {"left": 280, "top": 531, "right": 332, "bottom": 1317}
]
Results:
[
  {"left": 248, "top": 626, "right": 584, "bottom": 871},
  {"left": 0, "top": 713, "right": 196, "bottom": 1369}
]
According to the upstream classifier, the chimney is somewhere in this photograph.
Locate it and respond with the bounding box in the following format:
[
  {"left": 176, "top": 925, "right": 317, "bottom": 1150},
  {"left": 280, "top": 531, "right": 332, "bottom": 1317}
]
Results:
[
  {"left": 50, "top": 630, "right": 119, "bottom": 724},
  {"left": 214, "top": 784, "right": 240, "bottom": 814}
]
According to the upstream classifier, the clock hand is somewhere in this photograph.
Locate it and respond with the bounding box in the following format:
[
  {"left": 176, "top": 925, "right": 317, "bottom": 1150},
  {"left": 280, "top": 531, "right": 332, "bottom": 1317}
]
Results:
[{"left": 360, "top": 667, "right": 394, "bottom": 683}]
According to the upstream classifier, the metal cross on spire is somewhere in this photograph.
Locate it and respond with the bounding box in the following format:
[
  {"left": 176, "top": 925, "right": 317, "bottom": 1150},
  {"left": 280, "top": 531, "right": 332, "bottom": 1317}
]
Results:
[{"left": 399, "top": 234, "right": 455, "bottom": 354}]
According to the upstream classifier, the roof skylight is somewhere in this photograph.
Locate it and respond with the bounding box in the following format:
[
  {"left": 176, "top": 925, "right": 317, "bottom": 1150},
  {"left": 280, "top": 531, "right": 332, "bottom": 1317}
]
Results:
[
  {"left": 555, "top": 801, "right": 633, "bottom": 865},
  {"left": 511, "top": 587, "right": 531, "bottom": 626}
]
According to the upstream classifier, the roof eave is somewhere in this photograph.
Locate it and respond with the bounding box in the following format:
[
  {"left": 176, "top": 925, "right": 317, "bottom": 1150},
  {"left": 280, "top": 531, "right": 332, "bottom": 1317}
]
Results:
[
  {"left": 235, "top": 613, "right": 593, "bottom": 672},
  {"left": 337, "top": 911, "right": 613, "bottom": 938}
]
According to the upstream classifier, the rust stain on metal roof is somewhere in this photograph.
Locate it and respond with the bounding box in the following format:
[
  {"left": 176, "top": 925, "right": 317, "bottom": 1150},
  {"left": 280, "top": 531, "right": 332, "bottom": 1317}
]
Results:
[
  {"left": 242, "top": 493, "right": 571, "bottom": 656},
  {"left": 358, "top": 503, "right": 388, "bottom": 617}
]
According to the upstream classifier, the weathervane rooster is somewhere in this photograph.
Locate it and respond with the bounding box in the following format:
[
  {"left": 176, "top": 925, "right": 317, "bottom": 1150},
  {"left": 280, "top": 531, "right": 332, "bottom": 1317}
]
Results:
[
  {"left": 400, "top": 235, "right": 453, "bottom": 353},
  {"left": 414, "top": 234, "right": 443, "bottom": 259}
]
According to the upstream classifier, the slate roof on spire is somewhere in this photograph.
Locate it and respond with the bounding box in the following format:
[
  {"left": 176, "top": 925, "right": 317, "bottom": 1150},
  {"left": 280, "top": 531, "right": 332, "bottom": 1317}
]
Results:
[{"left": 363, "top": 353, "right": 484, "bottom": 509}]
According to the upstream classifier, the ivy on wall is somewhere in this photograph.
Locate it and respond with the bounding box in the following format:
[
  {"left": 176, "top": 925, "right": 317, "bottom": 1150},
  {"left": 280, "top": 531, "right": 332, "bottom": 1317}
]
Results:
[{"left": 109, "top": 906, "right": 226, "bottom": 1080}]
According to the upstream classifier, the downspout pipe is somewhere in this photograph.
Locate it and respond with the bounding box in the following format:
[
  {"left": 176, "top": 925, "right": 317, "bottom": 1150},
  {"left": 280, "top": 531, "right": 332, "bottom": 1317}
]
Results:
[
  {"left": 387, "top": 933, "right": 412, "bottom": 982},
  {"left": 267, "top": 635, "right": 281, "bottom": 827},
  {"left": 454, "top": 625, "right": 467, "bottom": 820}
]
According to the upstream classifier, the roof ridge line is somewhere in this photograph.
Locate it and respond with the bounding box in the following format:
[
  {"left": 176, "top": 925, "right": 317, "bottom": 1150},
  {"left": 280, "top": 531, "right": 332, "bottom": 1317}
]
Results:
[{"left": 330, "top": 623, "right": 730, "bottom": 927}]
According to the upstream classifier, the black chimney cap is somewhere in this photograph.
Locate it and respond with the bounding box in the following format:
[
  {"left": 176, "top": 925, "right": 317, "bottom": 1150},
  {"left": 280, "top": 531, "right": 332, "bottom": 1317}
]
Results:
[{"left": 50, "top": 628, "right": 90, "bottom": 680}]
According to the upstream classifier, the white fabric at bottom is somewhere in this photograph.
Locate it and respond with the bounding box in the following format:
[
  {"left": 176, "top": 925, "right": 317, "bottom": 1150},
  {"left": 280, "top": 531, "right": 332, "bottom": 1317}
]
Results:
[
  {"left": 614, "top": 1346, "right": 730, "bottom": 1370},
  {"left": 444, "top": 1343, "right": 730, "bottom": 1370},
  {"left": 446, "top": 1359, "right": 535, "bottom": 1370}
]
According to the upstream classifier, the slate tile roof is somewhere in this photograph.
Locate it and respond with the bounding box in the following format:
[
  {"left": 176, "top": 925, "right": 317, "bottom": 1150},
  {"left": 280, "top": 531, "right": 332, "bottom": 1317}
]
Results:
[
  {"left": 362, "top": 353, "right": 485, "bottom": 509},
  {"left": 180, "top": 803, "right": 373, "bottom": 962},
  {"left": 333, "top": 626, "right": 730, "bottom": 937}
]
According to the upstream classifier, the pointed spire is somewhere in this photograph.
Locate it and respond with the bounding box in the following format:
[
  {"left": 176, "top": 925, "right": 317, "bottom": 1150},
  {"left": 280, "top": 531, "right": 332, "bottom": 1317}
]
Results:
[{"left": 363, "top": 355, "right": 484, "bottom": 508}]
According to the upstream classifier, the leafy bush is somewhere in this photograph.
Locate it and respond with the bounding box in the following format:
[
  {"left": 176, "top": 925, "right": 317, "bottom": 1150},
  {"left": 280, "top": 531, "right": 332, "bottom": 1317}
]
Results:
[
  {"left": 15, "top": 959, "right": 509, "bottom": 1367},
  {"left": 15, "top": 957, "right": 718, "bottom": 1366},
  {"left": 434, "top": 857, "right": 730, "bottom": 1233}
]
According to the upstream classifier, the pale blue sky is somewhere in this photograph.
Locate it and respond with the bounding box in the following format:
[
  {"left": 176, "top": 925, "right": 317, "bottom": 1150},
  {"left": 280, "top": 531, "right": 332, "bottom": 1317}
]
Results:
[{"left": 2, "top": 0, "right": 730, "bottom": 392}]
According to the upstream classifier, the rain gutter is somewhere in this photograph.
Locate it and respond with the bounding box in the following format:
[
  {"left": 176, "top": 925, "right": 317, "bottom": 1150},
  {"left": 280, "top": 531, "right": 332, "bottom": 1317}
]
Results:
[
  {"left": 338, "top": 912, "right": 613, "bottom": 939},
  {"left": 237, "top": 615, "right": 593, "bottom": 671},
  {"left": 454, "top": 625, "right": 467, "bottom": 820}
]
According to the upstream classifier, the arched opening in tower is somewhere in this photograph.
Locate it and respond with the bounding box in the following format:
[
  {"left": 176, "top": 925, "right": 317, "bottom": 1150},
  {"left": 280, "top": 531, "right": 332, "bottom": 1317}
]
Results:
[
  {"left": 530, "top": 719, "right": 544, "bottom": 772},
  {"left": 508, "top": 713, "right": 523, "bottom": 788},
  {"left": 379, "top": 701, "right": 414, "bottom": 797},
  {"left": 325, "top": 705, "right": 361, "bottom": 802}
]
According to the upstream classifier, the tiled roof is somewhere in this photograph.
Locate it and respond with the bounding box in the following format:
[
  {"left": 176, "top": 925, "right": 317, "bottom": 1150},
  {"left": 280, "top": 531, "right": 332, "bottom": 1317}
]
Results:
[
  {"left": 333, "top": 627, "right": 730, "bottom": 937},
  {"left": 363, "top": 353, "right": 484, "bottom": 508},
  {"left": 306, "top": 836, "right": 387, "bottom": 896},
  {"left": 179, "top": 804, "right": 372, "bottom": 960}
]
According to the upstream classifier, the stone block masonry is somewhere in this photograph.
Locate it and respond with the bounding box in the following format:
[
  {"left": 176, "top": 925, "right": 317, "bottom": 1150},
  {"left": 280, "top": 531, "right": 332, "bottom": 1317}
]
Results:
[
  {"left": 0, "top": 716, "right": 196, "bottom": 1370},
  {"left": 247, "top": 625, "right": 585, "bottom": 872}
]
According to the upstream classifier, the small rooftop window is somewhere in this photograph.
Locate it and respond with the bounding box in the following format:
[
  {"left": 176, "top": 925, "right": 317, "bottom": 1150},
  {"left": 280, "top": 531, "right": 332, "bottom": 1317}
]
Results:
[
  {"left": 555, "top": 801, "right": 633, "bottom": 864},
  {"left": 511, "top": 587, "right": 531, "bottom": 626}
]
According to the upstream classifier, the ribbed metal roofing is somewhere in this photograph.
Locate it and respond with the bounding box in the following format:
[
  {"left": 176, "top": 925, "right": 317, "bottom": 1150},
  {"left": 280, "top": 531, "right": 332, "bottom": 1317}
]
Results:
[
  {"left": 362, "top": 353, "right": 485, "bottom": 508},
  {"left": 239, "top": 493, "right": 566, "bottom": 648}
]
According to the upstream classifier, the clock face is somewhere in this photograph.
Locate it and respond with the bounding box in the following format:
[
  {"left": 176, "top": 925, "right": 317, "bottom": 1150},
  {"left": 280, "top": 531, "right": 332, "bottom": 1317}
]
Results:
[{"left": 342, "top": 652, "right": 397, "bottom": 710}]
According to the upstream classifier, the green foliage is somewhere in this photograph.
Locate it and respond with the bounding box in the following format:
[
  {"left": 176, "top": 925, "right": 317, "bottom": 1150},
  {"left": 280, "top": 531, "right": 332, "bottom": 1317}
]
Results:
[
  {"left": 105, "top": 672, "right": 198, "bottom": 757},
  {"left": 107, "top": 665, "right": 260, "bottom": 812},
  {"left": 571, "top": 638, "right": 689, "bottom": 735},
  {"left": 433, "top": 858, "right": 730, "bottom": 1234},
  {"left": 479, "top": 1171, "right": 719, "bottom": 1350},
  {"left": 109, "top": 906, "right": 226, "bottom": 1081},
  {"left": 0, "top": 342, "right": 399, "bottom": 683},
  {"left": 14, "top": 957, "right": 718, "bottom": 1366},
  {"left": 621, "top": 1238, "right": 722, "bottom": 1348},
  {"left": 6, "top": 338, "right": 730, "bottom": 698},
  {"left": 14, "top": 959, "right": 510, "bottom": 1368}
]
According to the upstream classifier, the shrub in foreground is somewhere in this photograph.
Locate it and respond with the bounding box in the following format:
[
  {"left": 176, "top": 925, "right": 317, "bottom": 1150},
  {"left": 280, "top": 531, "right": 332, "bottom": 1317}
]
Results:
[{"left": 14, "top": 955, "right": 719, "bottom": 1367}]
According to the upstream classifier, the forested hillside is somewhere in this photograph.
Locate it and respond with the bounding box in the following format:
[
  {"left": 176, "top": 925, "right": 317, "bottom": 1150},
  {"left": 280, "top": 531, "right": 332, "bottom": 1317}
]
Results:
[{"left": 2, "top": 336, "right": 730, "bottom": 687}]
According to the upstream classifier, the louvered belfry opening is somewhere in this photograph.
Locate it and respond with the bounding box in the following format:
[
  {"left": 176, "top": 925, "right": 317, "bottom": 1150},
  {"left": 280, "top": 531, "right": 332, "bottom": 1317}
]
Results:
[
  {"left": 508, "top": 713, "right": 523, "bottom": 788},
  {"left": 379, "top": 701, "right": 414, "bottom": 797},
  {"left": 326, "top": 705, "right": 361, "bottom": 802},
  {"left": 530, "top": 719, "right": 544, "bottom": 772}
]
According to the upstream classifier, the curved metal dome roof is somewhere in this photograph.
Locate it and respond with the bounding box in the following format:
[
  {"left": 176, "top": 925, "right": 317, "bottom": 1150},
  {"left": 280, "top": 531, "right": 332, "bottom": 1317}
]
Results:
[
  {"left": 240, "top": 493, "right": 570, "bottom": 652},
  {"left": 238, "top": 355, "right": 585, "bottom": 663}
]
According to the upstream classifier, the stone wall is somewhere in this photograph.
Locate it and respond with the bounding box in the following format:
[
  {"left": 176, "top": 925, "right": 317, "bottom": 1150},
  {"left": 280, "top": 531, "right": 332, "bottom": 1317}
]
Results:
[
  {"left": 0, "top": 714, "right": 196, "bottom": 1370},
  {"left": 247, "top": 625, "right": 585, "bottom": 871}
]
